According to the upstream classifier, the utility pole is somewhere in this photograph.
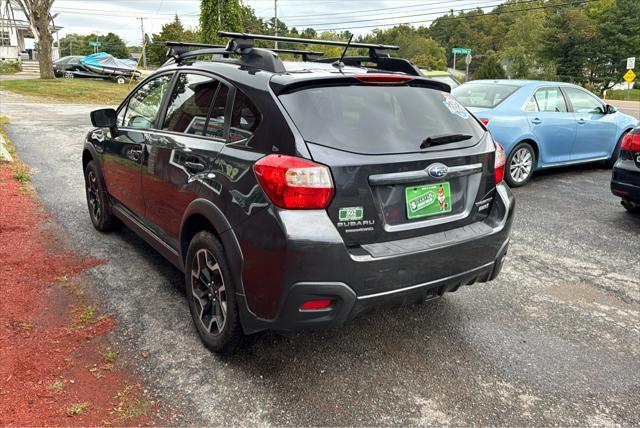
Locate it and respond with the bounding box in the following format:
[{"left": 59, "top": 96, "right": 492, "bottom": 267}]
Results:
[
  {"left": 274, "top": 0, "right": 278, "bottom": 49},
  {"left": 138, "top": 17, "right": 147, "bottom": 69}
]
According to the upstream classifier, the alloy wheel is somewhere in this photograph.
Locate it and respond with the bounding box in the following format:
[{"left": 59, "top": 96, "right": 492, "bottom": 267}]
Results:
[
  {"left": 509, "top": 147, "right": 533, "bottom": 184},
  {"left": 86, "top": 170, "right": 101, "bottom": 222},
  {"left": 190, "top": 249, "right": 227, "bottom": 336}
]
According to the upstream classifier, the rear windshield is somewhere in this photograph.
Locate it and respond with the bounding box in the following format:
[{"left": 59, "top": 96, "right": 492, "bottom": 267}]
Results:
[
  {"left": 279, "top": 85, "right": 484, "bottom": 155},
  {"left": 451, "top": 83, "right": 519, "bottom": 108}
]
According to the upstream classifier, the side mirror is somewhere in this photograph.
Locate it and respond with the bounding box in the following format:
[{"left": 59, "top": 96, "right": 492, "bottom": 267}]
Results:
[
  {"left": 90, "top": 108, "right": 117, "bottom": 129},
  {"left": 606, "top": 104, "right": 617, "bottom": 114}
]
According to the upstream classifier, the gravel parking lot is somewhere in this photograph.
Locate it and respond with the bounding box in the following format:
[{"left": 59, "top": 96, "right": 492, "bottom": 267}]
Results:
[{"left": 2, "top": 98, "right": 639, "bottom": 426}]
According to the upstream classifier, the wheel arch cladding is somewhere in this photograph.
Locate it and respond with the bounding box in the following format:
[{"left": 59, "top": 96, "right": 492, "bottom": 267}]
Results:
[{"left": 179, "top": 199, "right": 244, "bottom": 280}]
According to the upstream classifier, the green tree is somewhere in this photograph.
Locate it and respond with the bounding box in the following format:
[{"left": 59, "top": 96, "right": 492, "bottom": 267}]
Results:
[
  {"left": 98, "top": 32, "right": 129, "bottom": 58},
  {"left": 200, "top": 0, "right": 243, "bottom": 44},
  {"left": 149, "top": 15, "right": 198, "bottom": 66},
  {"left": 59, "top": 33, "right": 91, "bottom": 56},
  {"left": 475, "top": 54, "right": 505, "bottom": 79}
]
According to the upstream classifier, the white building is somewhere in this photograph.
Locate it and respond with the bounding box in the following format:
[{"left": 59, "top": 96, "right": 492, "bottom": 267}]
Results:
[{"left": 0, "top": 0, "right": 60, "bottom": 61}]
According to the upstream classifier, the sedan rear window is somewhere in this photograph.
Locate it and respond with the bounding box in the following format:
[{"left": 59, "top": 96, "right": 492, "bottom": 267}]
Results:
[
  {"left": 279, "top": 85, "right": 484, "bottom": 155},
  {"left": 452, "top": 83, "right": 519, "bottom": 108}
]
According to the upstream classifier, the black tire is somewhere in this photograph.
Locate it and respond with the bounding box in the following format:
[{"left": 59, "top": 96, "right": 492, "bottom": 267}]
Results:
[
  {"left": 623, "top": 200, "right": 640, "bottom": 214},
  {"left": 115, "top": 76, "right": 126, "bottom": 85},
  {"left": 185, "top": 231, "right": 243, "bottom": 354},
  {"left": 84, "top": 160, "right": 117, "bottom": 231},
  {"left": 505, "top": 142, "right": 536, "bottom": 188},
  {"left": 607, "top": 131, "right": 629, "bottom": 167}
]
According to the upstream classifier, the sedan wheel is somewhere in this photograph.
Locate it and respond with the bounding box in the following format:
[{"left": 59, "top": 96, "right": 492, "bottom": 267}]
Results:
[
  {"left": 63, "top": 71, "right": 74, "bottom": 79},
  {"left": 506, "top": 143, "right": 535, "bottom": 187}
]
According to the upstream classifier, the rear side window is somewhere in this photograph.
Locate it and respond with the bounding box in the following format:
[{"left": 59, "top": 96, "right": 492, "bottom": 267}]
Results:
[
  {"left": 280, "top": 85, "right": 484, "bottom": 155},
  {"left": 529, "top": 87, "right": 567, "bottom": 112},
  {"left": 203, "top": 85, "right": 229, "bottom": 140},
  {"left": 229, "top": 90, "right": 261, "bottom": 142},
  {"left": 452, "top": 83, "right": 519, "bottom": 108},
  {"left": 163, "top": 73, "right": 219, "bottom": 134}
]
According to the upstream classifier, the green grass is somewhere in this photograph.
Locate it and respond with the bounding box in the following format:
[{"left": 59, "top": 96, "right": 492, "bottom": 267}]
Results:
[
  {"left": 102, "top": 351, "right": 117, "bottom": 363},
  {"left": 79, "top": 306, "right": 95, "bottom": 324},
  {"left": 66, "top": 402, "right": 89, "bottom": 416},
  {"left": 0, "top": 61, "right": 21, "bottom": 75},
  {"left": 605, "top": 88, "right": 640, "bottom": 102},
  {"left": 0, "top": 78, "right": 132, "bottom": 104}
]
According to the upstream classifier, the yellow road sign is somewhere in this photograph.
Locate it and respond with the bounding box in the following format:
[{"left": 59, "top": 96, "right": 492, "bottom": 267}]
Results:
[{"left": 623, "top": 69, "right": 636, "bottom": 84}]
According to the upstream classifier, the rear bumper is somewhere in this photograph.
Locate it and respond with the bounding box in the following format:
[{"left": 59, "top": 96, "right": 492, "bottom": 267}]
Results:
[
  {"left": 611, "top": 158, "right": 640, "bottom": 201},
  {"left": 237, "top": 183, "right": 515, "bottom": 334}
]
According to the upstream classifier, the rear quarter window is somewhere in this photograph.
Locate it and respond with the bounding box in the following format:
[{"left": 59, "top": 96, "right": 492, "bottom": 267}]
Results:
[{"left": 279, "top": 85, "right": 484, "bottom": 155}]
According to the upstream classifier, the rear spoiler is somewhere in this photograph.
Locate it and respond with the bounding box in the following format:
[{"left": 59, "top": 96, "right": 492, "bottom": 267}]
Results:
[{"left": 271, "top": 74, "right": 451, "bottom": 96}]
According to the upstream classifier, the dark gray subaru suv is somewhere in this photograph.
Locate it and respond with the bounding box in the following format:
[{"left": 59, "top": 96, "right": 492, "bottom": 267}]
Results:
[{"left": 82, "top": 33, "right": 515, "bottom": 353}]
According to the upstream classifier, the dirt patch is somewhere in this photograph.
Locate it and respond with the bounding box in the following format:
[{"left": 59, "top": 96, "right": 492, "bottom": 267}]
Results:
[{"left": 0, "top": 157, "right": 157, "bottom": 425}]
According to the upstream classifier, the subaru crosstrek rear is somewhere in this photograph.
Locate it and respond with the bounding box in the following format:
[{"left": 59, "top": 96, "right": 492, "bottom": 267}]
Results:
[{"left": 82, "top": 33, "right": 514, "bottom": 353}]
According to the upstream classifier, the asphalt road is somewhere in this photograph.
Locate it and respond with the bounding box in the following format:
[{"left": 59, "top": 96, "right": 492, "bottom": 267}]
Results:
[
  {"left": 609, "top": 99, "right": 640, "bottom": 120},
  {"left": 2, "top": 97, "right": 639, "bottom": 426}
]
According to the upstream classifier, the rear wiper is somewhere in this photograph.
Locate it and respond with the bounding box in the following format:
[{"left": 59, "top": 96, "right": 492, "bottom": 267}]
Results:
[{"left": 420, "top": 133, "right": 473, "bottom": 149}]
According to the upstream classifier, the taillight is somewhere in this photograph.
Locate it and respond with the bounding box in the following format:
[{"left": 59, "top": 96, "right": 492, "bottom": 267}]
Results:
[
  {"left": 299, "top": 299, "right": 333, "bottom": 311},
  {"left": 479, "top": 118, "right": 490, "bottom": 126},
  {"left": 621, "top": 132, "right": 640, "bottom": 151},
  {"left": 494, "top": 143, "right": 506, "bottom": 185},
  {"left": 355, "top": 74, "right": 414, "bottom": 84},
  {"left": 253, "top": 154, "right": 335, "bottom": 209}
]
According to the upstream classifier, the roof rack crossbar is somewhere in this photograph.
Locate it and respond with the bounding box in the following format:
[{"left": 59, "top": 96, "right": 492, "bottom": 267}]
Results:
[{"left": 218, "top": 31, "right": 399, "bottom": 52}]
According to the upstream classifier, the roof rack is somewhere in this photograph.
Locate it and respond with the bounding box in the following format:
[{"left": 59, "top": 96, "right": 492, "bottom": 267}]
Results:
[
  {"left": 218, "top": 31, "right": 399, "bottom": 59},
  {"left": 160, "top": 33, "right": 415, "bottom": 75}
]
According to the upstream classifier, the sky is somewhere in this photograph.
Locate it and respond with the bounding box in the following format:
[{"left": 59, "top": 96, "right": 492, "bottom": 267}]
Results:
[{"left": 42, "top": 0, "right": 505, "bottom": 46}]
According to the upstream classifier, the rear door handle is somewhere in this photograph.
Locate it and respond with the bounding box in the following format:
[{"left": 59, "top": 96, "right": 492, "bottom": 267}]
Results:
[
  {"left": 184, "top": 161, "right": 205, "bottom": 173},
  {"left": 531, "top": 118, "right": 542, "bottom": 125}
]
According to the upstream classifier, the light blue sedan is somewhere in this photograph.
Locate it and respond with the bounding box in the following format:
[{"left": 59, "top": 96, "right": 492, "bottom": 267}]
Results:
[{"left": 452, "top": 80, "right": 639, "bottom": 187}]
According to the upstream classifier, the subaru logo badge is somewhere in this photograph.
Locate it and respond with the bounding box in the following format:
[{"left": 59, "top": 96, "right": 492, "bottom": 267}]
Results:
[{"left": 427, "top": 163, "right": 449, "bottom": 178}]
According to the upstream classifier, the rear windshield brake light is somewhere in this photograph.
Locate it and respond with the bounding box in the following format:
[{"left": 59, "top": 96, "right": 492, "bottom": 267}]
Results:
[{"left": 355, "top": 74, "right": 414, "bottom": 84}]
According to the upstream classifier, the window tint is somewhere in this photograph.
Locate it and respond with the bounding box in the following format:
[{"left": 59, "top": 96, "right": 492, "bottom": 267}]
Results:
[
  {"left": 229, "top": 90, "right": 261, "bottom": 142},
  {"left": 123, "top": 75, "right": 172, "bottom": 129},
  {"left": 564, "top": 87, "right": 603, "bottom": 114},
  {"left": 163, "top": 74, "right": 219, "bottom": 135},
  {"left": 280, "top": 85, "right": 485, "bottom": 155},
  {"left": 451, "top": 83, "right": 519, "bottom": 108},
  {"left": 532, "top": 87, "right": 567, "bottom": 112},
  {"left": 203, "top": 85, "right": 229, "bottom": 140}
]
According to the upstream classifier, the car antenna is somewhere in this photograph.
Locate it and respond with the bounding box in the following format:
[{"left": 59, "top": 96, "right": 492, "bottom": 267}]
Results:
[{"left": 332, "top": 34, "right": 354, "bottom": 70}]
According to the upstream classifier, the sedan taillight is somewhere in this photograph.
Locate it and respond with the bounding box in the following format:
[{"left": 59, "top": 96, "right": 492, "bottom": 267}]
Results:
[{"left": 253, "top": 154, "right": 335, "bottom": 209}]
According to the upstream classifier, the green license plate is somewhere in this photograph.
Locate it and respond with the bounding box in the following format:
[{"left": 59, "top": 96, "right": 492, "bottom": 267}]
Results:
[{"left": 405, "top": 182, "right": 452, "bottom": 220}]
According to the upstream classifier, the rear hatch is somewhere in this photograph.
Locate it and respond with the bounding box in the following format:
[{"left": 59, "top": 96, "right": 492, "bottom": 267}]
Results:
[{"left": 277, "top": 77, "right": 498, "bottom": 247}]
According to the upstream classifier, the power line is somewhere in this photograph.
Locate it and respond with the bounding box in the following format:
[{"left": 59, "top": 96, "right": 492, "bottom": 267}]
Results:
[
  {"left": 303, "top": 0, "right": 596, "bottom": 31},
  {"left": 289, "top": 0, "right": 537, "bottom": 27}
]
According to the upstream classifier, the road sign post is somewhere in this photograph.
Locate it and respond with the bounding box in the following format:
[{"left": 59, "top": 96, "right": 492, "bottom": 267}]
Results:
[
  {"left": 623, "top": 68, "right": 636, "bottom": 100},
  {"left": 465, "top": 53, "right": 472, "bottom": 82}
]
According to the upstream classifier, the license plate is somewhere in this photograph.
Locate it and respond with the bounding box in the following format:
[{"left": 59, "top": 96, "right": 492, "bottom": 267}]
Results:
[{"left": 405, "top": 182, "right": 452, "bottom": 220}]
